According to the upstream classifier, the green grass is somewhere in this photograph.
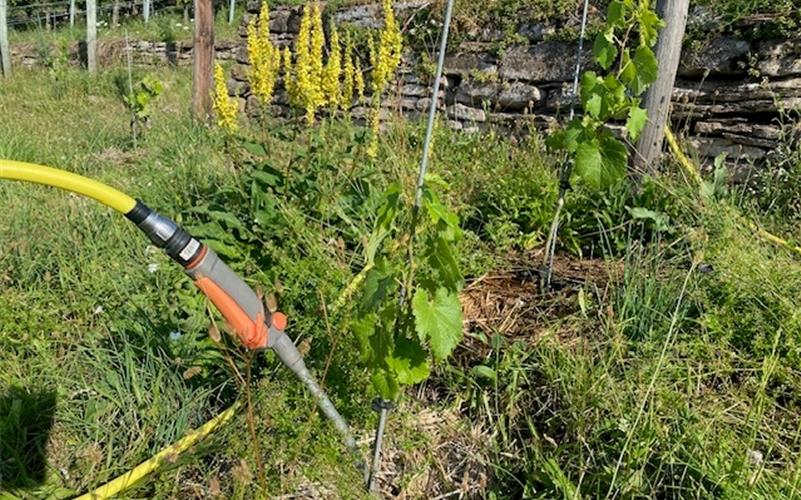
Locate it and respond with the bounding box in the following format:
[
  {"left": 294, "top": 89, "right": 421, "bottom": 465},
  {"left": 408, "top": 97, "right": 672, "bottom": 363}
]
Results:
[{"left": 2, "top": 59, "right": 801, "bottom": 499}]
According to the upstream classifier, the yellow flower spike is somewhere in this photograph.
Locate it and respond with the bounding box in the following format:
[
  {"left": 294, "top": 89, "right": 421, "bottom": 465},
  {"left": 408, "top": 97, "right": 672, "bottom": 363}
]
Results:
[
  {"left": 322, "top": 20, "right": 341, "bottom": 109},
  {"left": 367, "top": 0, "right": 403, "bottom": 157},
  {"left": 342, "top": 33, "right": 355, "bottom": 110},
  {"left": 354, "top": 58, "right": 365, "bottom": 104},
  {"left": 212, "top": 63, "right": 239, "bottom": 132},
  {"left": 247, "top": 0, "right": 280, "bottom": 106},
  {"left": 291, "top": 3, "right": 326, "bottom": 123}
]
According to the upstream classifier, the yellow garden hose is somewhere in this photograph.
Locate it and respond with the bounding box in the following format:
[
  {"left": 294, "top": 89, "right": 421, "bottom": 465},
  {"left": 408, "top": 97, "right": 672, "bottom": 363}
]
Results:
[
  {"left": 0, "top": 160, "right": 136, "bottom": 214},
  {"left": 75, "top": 404, "right": 239, "bottom": 499},
  {"left": 1, "top": 159, "right": 357, "bottom": 497}
]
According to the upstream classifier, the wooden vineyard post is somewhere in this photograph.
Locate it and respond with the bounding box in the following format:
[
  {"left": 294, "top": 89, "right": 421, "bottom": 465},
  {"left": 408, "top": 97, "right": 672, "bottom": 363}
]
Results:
[
  {"left": 143, "top": 0, "right": 150, "bottom": 23},
  {"left": 633, "top": 0, "right": 689, "bottom": 174},
  {"left": 0, "top": 0, "right": 10, "bottom": 78},
  {"left": 228, "top": 0, "right": 235, "bottom": 25},
  {"left": 70, "top": 0, "right": 76, "bottom": 28},
  {"left": 192, "top": 0, "right": 214, "bottom": 120},
  {"left": 86, "top": 0, "right": 97, "bottom": 73}
]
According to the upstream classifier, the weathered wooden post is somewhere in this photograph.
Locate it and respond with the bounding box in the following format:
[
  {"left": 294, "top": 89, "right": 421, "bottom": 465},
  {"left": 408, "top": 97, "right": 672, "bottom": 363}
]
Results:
[
  {"left": 0, "top": 0, "right": 9, "bottom": 78},
  {"left": 228, "top": 0, "right": 235, "bottom": 25},
  {"left": 86, "top": 0, "right": 97, "bottom": 73},
  {"left": 143, "top": 0, "right": 150, "bottom": 23},
  {"left": 633, "top": 0, "right": 690, "bottom": 173},
  {"left": 69, "top": 0, "right": 76, "bottom": 27},
  {"left": 192, "top": 0, "right": 214, "bottom": 120}
]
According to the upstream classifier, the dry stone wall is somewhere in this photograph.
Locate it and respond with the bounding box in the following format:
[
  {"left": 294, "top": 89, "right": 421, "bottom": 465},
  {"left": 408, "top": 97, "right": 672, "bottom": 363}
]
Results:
[
  {"left": 10, "top": 38, "right": 239, "bottom": 68},
  {"left": 228, "top": 1, "right": 800, "bottom": 169}
]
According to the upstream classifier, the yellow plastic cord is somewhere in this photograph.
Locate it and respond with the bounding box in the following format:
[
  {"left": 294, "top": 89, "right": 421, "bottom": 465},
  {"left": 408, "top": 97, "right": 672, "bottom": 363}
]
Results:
[
  {"left": 0, "top": 160, "right": 136, "bottom": 214},
  {"left": 664, "top": 127, "right": 801, "bottom": 258},
  {"left": 76, "top": 404, "right": 238, "bottom": 500}
]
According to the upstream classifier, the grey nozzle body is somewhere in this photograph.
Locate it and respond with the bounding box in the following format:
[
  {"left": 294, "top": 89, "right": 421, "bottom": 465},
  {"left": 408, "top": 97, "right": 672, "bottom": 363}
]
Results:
[{"left": 271, "top": 330, "right": 357, "bottom": 450}]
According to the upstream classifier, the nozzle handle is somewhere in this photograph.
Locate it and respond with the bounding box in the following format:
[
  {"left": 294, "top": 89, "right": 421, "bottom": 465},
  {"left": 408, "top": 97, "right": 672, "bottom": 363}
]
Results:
[{"left": 185, "top": 245, "right": 284, "bottom": 350}]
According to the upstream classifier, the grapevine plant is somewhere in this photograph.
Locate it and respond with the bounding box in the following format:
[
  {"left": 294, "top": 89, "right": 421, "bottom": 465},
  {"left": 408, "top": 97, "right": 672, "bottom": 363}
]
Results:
[
  {"left": 353, "top": 178, "right": 463, "bottom": 400},
  {"left": 548, "top": 0, "right": 665, "bottom": 189}
]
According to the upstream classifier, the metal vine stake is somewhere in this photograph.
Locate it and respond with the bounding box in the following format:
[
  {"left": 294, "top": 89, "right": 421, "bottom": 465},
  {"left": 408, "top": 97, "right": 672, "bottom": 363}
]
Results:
[
  {"left": 543, "top": 0, "right": 591, "bottom": 287},
  {"left": 366, "top": 0, "right": 456, "bottom": 492}
]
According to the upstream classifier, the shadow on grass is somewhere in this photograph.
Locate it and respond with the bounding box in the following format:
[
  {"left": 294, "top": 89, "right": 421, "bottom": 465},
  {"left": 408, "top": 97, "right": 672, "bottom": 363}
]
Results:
[{"left": 0, "top": 386, "right": 57, "bottom": 489}]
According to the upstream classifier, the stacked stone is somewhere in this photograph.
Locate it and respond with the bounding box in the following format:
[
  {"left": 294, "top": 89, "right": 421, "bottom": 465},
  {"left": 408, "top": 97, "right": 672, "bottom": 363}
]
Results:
[
  {"left": 230, "top": 1, "right": 801, "bottom": 169},
  {"left": 10, "top": 39, "right": 239, "bottom": 68}
]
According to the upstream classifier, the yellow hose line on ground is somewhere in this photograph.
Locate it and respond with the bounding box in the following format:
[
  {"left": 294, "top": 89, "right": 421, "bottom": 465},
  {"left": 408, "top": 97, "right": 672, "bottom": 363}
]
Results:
[
  {"left": 0, "top": 160, "right": 136, "bottom": 214},
  {"left": 75, "top": 404, "right": 238, "bottom": 500},
  {"left": 665, "top": 127, "right": 801, "bottom": 258}
]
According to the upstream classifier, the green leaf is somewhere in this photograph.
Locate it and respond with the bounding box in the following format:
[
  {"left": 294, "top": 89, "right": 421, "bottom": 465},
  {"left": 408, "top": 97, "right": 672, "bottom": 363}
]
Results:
[
  {"left": 426, "top": 235, "right": 463, "bottom": 292},
  {"left": 632, "top": 45, "right": 658, "bottom": 95},
  {"left": 619, "top": 49, "right": 637, "bottom": 89},
  {"left": 470, "top": 365, "right": 497, "bottom": 382},
  {"left": 592, "top": 30, "right": 618, "bottom": 70},
  {"left": 242, "top": 141, "right": 268, "bottom": 156},
  {"left": 386, "top": 337, "right": 430, "bottom": 385},
  {"left": 371, "top": 370, "right": 399, "bottom": 400},
  {"left": 637, "top": 7, "right": 664, "bottom": 47},
  {"left": 545, "top": 119, "right": 584, "bottom": 153},
  {"left": 626, "top": 106, "right": 648, "bottom": 140},
  {"left": 627, "top": 206, "right": 670, "bottom": 232},
  {"left": 412, "top": 287, "right": 463, "bottom": 361},
  {"left": 359, "top": 264, "right": 394, "bottom": 313},
  {"left": 573, "top": 131, "right": 628, "bottom": 190},
  {"left": 585, "top": 93, "right": 603, "bottom": 118},
  {"left": 353, "top": 314, "right": 377, "bottom": 362},
  {"left": 376, "top": 183, "right": 401, "bottom": 232},
  {"left": 423, "top": 188, "right": 459, "bottom": 230},
  {"left": 608, "top": 1, "right": 626, "bottom": 26}
]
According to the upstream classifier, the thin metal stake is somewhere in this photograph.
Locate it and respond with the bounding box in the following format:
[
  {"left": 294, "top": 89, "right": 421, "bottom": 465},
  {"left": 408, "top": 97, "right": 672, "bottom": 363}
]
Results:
[
  {"left": 366, "top": 0, "right": 456, "bottom": 492},
  {"left": 414, "top": 0, "right": 455, "bottom": 209},
  {"left": 543, "top": 0, "right": 590, "bottom": 288},
  {"left": 367, "top": 399, "right": 392, "bottom": 492}
]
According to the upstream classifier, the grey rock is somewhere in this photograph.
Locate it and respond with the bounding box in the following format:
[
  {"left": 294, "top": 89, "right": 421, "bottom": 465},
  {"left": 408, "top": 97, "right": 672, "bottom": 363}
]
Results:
[
  {"left": 679, "top": 36, "right": 750, "bottom": 77},
  {"left": 518, "top": 23, "right": 554, "bottom": 42},
  {"left": 401, "top": 84, "right": 428, "bottom": 97},
  {"left": 497, "top": 82, "right": 541, "bottom": 110},
  {"left": 688, "top": 137, "right": 767, "bottom": 161},
  {"left": 500, "top": 42, "right": 591, "bottom": 82},
  {"left": 444, "top": 51, "right": 497, "bottom": 76},
  {"left": 447, "top": 103, "right": 486, "bottom": 122},
  {"left": 757, "top": 39, "right": 801, "bottom": 77},
  {"left": 455, "top": 81, "right": 497, "bottom": 106},
  {"left": 269, "top": 7, "right": 293, "bottom": 32}
]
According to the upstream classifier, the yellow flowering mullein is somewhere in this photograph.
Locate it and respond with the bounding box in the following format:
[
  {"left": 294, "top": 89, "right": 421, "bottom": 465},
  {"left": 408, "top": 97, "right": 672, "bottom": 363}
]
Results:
[
  {"left": 247, "top": 1, "right": 281, "bottom": 106},
  {"left": 371, "top": 0, "right": 402, "bottom": 95},
  {"left": 354, "top": 58, "right": 365, "bottom": 103},
  {"left": 341, "top": 32, "right": 355, "bottom": 110},
  {"left": 322, "top": 20, "right": 341, "bottom": 109},
  {"left": 290, "top": 3, "right": 326, "bottom": 124},
  {"left": 213, "top": 63, "right": 239, "bottom": 132},
  {"left": 367, "top": 0, "right": 403, "bottom": 156}
]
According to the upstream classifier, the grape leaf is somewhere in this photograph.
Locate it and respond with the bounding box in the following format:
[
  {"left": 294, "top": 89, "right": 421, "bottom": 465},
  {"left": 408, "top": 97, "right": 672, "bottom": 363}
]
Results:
[
  {"left": 632, "top": 45, "right": 658, "bottom": 95},
  {"left": 412, "top": 287, "right": 463, "bottom": 361},
  {"left": 386, "top": 337, "right": 430, "bottom": 384},
  {"left": 626, "top": 106, "right": 648, "bottom": 140},
  {"left": 593, "top": 30, "right": 618, "bottom": 70},
  {"left": 585, "top": 93, "right": 603, "bottom": 118},
  {"left": 359, "top": 263, "right": 393, "bottom": 313},
  {"left": 371, "top": 370, "right": 399, "bottom": 400},
  {"left": 573, "top": 132, "right": 628, "bottom": 190},
  {"left": 608, "top": 1, "right": 626, "bottom": 26},
  {"left": 637, "top": 7, "right": 664, "bottom": 47}
]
